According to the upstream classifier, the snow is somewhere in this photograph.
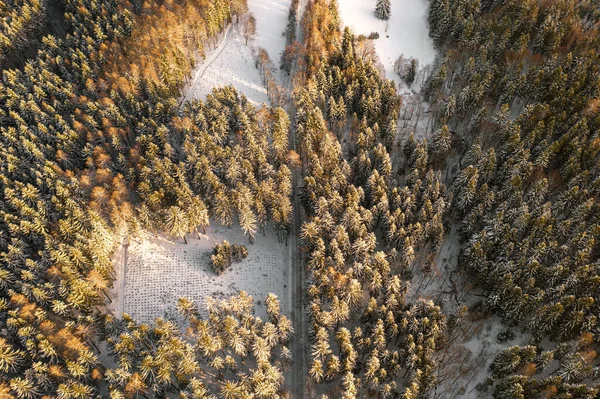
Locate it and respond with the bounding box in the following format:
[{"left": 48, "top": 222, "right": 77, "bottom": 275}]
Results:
[
  {"left": 398, "top": 93, "right": 434, "bottom": 139},
  {"left": 407, "top": 224, "right": 461, "bottom": 308},
  {"left": 107, "top": 240, "right": 126, "bottom": 317},
  {"left": 121, "top": 222, "right": 289, "bottom": 324},
  {"left": 181, "top": 0, "right": 291, "bottom": 105},
  {"left": 181, "top": 0, "right": 292, "bottom": 105},
  {"left": 183, "top": 25, "right": 269, "bottom": 105},
  {"left": 433, "top": 315, "right": 532, "bottom": 398},
  {"left": 338, "top": 0, "right": 436, "bottom": 86},
  {"left": 248, "top": 0, "right": 291, "bottom": 77},
  {"left": 406, "top": 223, "right": 533, "bottom": 398},
  {"left": 135, "top": 1, "right": 294, "bottom": 327}
]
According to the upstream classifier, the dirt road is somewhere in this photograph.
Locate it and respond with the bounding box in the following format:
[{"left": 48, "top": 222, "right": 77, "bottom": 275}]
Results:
[{"left": 287, "top": 0, "right": 308, "bottom": 396}]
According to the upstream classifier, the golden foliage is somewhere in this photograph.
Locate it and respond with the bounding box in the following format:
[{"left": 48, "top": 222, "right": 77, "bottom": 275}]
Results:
[
  {"left": 98, "top": 0, "right": 224, "bottom": 97},
  {"left": 517, "top": 362, "right": 537, "bottom": 377}
]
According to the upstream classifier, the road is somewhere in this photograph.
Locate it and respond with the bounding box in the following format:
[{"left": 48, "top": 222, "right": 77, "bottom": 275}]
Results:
[
  {"left": 179, "top": 24, "right": 234, "bottom": 107},
  {"left": 286, "top": 0, "right": 307, "bottom": 397},
  {"left": 107, "top": 237, "right": 128, "bottom": 318},
  {"left": 176, "top": 6, "right": 308, "bottom": 396}
]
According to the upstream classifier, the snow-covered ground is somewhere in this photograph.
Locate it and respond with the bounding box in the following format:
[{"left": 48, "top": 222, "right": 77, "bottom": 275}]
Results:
[
  {"left": 132, "top": 2, "right": 293, "bottom": 326},
  {"left": 122, "top": 223, "right": 289, "bottom": 324},
  {"left": 183, "top": 26, "right": 269, "bottom": 105},
  {"left": 339, "top": 0, "right": 436, "bottom": 86},
  {"left": 248, "top": 0, "right": 291, "bottom": 78},
  {"left": 181, "top": 0, "right": 290, "bottom": 105},
  {"left": 433, "top": 314, "right": 532, "bottom": 399}
]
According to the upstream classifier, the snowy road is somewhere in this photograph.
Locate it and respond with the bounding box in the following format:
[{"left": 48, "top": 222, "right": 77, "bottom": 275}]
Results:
[
  {"left": 286, "top": 0, "right": 307, "bottom": 396},
  {"left": 107, "top": 237, "right": 128, "bottom": 318}
]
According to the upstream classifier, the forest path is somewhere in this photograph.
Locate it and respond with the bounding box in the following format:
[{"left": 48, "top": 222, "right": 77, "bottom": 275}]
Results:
[
  {"left": 107, "top": 237, "right": 128, "bottom": 318},
  {"left": 179, "top": 24, "right": 233, "bottom": 106},
  {"left": 287, "top": 0, "right": 307, "bottom": 397}
]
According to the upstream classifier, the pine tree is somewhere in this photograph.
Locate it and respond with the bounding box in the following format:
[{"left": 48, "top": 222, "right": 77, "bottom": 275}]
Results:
[
  {"left": 374, "top": 0, "right": 391, "bottom": 20},
  {"left": 0, "top": 338, "right": 23, "bottom": 373},
  {"left": 165, "top": 206, "right": 189, "bottom": 244},
  {"left": 431, "top": 125, "right": 452, "bottom": 157}
]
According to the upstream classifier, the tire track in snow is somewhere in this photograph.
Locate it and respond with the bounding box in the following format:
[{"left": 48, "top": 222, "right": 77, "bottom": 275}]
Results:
[{"left": 179, "top": 24, "right": 234, "bottom": 106}]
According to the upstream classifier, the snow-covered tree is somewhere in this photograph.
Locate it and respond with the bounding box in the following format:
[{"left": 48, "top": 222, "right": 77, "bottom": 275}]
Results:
[
  {"left": 394, "top": 54, "right": 418, "bottom": 85},
  {"left": 374, "top": 0, "right": 391, "bottom": 20},
  {"left": 242, "top": 13, "right": 256, "bottom": 44}
]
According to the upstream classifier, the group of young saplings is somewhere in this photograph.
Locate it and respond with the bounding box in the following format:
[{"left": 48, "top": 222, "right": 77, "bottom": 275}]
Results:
[{"left": 211, "top": 240, "right": 249, "bottom": 275}]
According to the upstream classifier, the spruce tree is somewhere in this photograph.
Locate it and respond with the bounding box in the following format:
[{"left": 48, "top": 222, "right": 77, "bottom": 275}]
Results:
[
  {"left": 406, "top": 58, "right": 418, "bottom": 84},
  {"left": 374, "top": 0, "right": 391, "bottom": 20}
]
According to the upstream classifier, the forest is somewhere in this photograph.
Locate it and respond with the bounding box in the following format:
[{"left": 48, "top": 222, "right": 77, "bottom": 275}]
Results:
[
  {"left": 0, "top": 0, "right": 294, "bottom": 397},
  {"left": 0, "top": 0, "right": 599, "bottom": 397}
]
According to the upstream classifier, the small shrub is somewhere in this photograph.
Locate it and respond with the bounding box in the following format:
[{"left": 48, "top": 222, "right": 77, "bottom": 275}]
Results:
[
  {"left": 232, "top": 245, "right": 248, "bottom": 262},
  {"left": 211, "top": 240, "right": 248, "bottom": 275},
  {"left": 497, "top": 328, "right": 516, "bottom": 343},
  {"left": 475, "top": 378, "right": 493, "bottom": 392},
  {"left": 368, "top": 32, "right": 380, "bottom": 39}
]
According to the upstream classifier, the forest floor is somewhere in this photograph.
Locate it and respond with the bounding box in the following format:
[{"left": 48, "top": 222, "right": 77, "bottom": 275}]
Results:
[{"left": 407, "top": 223, "right": 532, "bottom": 398}]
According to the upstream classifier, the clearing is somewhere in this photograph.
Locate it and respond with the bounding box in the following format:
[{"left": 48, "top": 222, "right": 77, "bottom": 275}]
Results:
[
  {"left": 248, "top": 0, "right": 291, "bottom": 81},
  {"left": 182, "top": 24, "right": 269, "bottom": 105},
  {"left": 339, "top": 0, "right": 438, "bottom": 139},
  {"left": 181, "top": 0, "right": 291, "bottom": 105},
  {"left": 121, "top": 223, "right": 289, "bottom": 324},
  {"left": 338, "top": 0, "right": 436, "bottom": 88}
]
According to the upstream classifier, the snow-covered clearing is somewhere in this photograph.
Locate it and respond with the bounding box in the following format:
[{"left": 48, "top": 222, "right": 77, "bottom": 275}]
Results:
[
  {"left": 339, "top": 0, "right": 436, "bottom": 87},
  {"left": 121, "top": 223, "right": 289, "bottom": 324},
  {"left": 183, "top": 25, "right": 269, "bottom": 105},
  {"left": 181, "top": 0, "right": 290, "bottom": 105},
  {"left": 248, "top": 0, "right": 291, "bottom": 80}
]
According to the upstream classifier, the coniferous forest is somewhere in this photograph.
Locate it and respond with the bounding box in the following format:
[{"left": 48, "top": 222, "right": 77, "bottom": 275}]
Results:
[{"left": 0, "top": 0, "right": 599, "bottom": 397}]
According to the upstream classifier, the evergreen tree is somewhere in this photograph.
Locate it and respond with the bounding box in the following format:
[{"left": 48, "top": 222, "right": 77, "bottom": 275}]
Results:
[
  {"left": 374, "top": 0, "right": 391, "bottom": 20},
  {"left": 406, "top": 58, "right": 418, "bottom": 84}
]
